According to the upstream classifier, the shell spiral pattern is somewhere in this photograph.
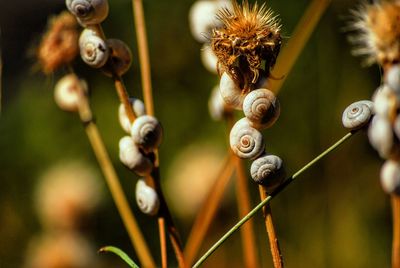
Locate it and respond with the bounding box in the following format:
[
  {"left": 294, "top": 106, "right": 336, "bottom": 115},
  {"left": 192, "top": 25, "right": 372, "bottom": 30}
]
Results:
[
  {"left": 250, "top": 154, "right": 285, "bottom": 189},
  {"left": 131, "top": 115, "right": 163, "bottom": 153},
  {"left": 342, "top": 100, "right": 374, "bottom": 130},
  {"left": 135, "top": 179, "right": 160, "bottom": 216}
]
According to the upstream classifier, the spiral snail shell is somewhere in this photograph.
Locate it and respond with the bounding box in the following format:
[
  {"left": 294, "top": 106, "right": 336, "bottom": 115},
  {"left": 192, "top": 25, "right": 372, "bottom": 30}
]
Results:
[
  {"left": 368, "top": 116, "right": 395, "bottom": 159},
  {"left": 103, "top": 39, "right": 133, "bottom": 77},
  {"left": 119, "top": 136, "right": 153, "bottom": 176},
  {"left": 342, "top": 100, "right": 374, "bottom": 130},
  {"left": 130, "top": 115, "right": 163, "bottom": 153},
  {"left": 229, "top": 118, "right": 265, "bottom": 159},
  {"left": 79, "top": 28, "right": 109, "bottom": 68},
  {"left": 135, "top": 179, "right": 160, "bottom": 215},
  {"left": 372, "top": 85, "right": 397, "bottom": 118},
  {"left": 380, "top": 160, "right": 400, "bottom": 195},
  {"left": 208, "top": 85, "right": 230, "bottom": 121},
  {"left": 119, "top": 98, "right": 146, "bottom": 133},
  {"left": 54, "top": 74, "right": 87, "bottom": 112},
  {"left": 243, "top": 88, "right": 280, "bottom": 129},
  {"left": 66, "top": 0, "right": 109, "bottom": 26},
  {"left": 386, "top": 64, "right": 400, "bottom": 94},
  {"left": 201, "top": 44, "right": 218, "bottom": 74},
  {"left": 250, "top": 154, "right": 285, "bottom": 190},
  {"left": 220, "top": 72, "right": 245, "bottom": 110}
]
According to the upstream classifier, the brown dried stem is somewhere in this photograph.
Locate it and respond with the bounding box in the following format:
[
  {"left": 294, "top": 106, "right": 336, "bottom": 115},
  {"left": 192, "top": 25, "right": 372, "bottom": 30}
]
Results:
[
  {"left": 392, "top": 195, "right": 400, "bottom": 268},
  {"left": 158, "top": 217, "right": 168, "bottom": 268},
  {"left": 184, "top": 154, "right": 235, "bottom": 265}
]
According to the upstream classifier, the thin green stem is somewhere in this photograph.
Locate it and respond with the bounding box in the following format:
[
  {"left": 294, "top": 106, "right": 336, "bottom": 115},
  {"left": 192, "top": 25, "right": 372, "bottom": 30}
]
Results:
[{"left": 192, "top": 131, "right": 357, "bottom": 268}]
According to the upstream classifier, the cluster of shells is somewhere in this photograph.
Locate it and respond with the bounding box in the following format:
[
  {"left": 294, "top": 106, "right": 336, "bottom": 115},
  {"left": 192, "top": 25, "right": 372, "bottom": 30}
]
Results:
[
  {"left": 63, "top": 0, "right": 161, "bottom": 215},
  {"left": 341, "top": 65, "right": 400, "bottom": 195}
]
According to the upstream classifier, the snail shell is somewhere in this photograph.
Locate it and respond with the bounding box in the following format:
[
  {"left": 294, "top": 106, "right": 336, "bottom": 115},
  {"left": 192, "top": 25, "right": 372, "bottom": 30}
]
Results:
[
  {"left": 130, "top": 115, "right": 163, "bottom": 153},
  {"left": 394, "top": 114, "right": 400, "bottom": 140},
  {"left": 103, "top": 39, "right": 133, "bottom": 77},
  {"left": 188, "top": 0, "right": 232, "bottom": 43},
  {"left": 380, "top": 160, "right": 400, "bottom": 195},
  {"left": 250, "top": 154, "right": 285, "bottom": 190},
  {"left": 201, "top": 44, "right": 218, "bottom": 74},
  {"left": 119, "top": 136, "right": 153, "bottom": 176},
  {"left": 79, "top": 28, "right": 109, "bottom": 68},
  {"left": 229, "top": 118, "right": 265, "bottom": 159},
  {"left": 368, "top": 116, "right": 394, "bottom": 158},
  {"left": 208, "top": 85, "right": 231, "bottom": 121},
  {"left": 243, "top": 88, "right": 280, "bottom": 130},
  {"left": 342, "top": 100, "right": 374, "bottom": 130},
  {"left": 119, "top": 98, "right": 146, "bottom": 133},
  {"left": 66, "top": 0, "right": 109, "bottom": 26},
  {"left": 386, "top": 64, "right": 400, "bottom": 95},
  {"left": 220, "top": 72, "right": 245, "bottom": 110},
  {"left": 372, "top": 85, "right": 397, "bottom": 118},
  {"left": 135, "top": 179, "right": 160, "bottom": 215},
  {"left": 54, "top": 74, "right": 87, "bottom": 112}
]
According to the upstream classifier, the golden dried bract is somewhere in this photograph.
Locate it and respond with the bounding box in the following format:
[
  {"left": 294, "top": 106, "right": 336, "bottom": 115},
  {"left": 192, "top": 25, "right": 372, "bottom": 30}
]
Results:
[
  {"left": 37, "top": 11, "right": 79, "bottom": 74},
  {"left": 211, "top": 0, "right": 281, "bottom": 93}
]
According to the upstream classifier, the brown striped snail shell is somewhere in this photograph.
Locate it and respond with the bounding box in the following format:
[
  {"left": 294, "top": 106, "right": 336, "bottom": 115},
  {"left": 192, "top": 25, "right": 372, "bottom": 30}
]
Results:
[
  {"left": 219, "top": 72, "right": 245, "bottom": 110},
  {"left": 243, "top": 88, "right": 280, "bottom": 130},
  {"left": 79, "top": 28, "right": 109, "bottom": 68},
  {"left": 118, "top": 98, "right": 146, "bottom": 133},
  {"left": 229, "top": 118, "right": 265, "bottom": 159},
  {"left": 250, "top": 154, "right": 285, "bottom": 190},
  {"left": 380, "top": 160, "right": 400, "bottom": 195},
  {"left": 66, "top": 0, "right": 109, "bottom": 26},
  {"left": 130, "top": 115, "right": 163, "bottom": 153},
  {"left": 103, "top": 39, "right": 133, "bottom": 77},
  {"left": 119, "top": 136, "right": 153, "bottom": 176},
  {"left": 342, "top": 100, "right": 374, "bottom": 130},
  {"left": 135, "top": 179, "right": 160, "bottom": 215}
]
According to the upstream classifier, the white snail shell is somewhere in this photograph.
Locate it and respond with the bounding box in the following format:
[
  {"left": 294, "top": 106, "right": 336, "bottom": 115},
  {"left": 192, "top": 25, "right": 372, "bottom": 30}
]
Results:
[
  {"left": 243, "top": 88, "right": 280, "bottom": 130},
  {"left": 66, "top": 0, "right": 109, "bottom": 26},
  {"left": 130, "top": 115, "right": 163, "bottom": 153},
  {"left": 79, "top": 29, "right": 109, "bottom": 68},
  {"left": 386, "top": 64, "right": 400, "bottom": 95},
  {"left": 380, "top": 160, "right": 400, "bottom": 195},
  {"left": 372, "top": 85, "right": 397, "bottom": 118},
  {"left": 188, "top": 0, "right": 232, "bottom": 43},
  {"left": 119, "top": 136, "right": 153, "bottom": 176},
  {"left": 119, "top": 98, "right": 146, "bottom": 133},
  {"left": 54, "top": 74, "right": 86, "bottom": 112},
  {"left": 208, "top": 85, "right": 230, "bottom": 121},
  {"left": 250, "top": 154, "right": 285, "bottom": 190},
  {"left": 103, "top": 39, "right": 133, "bottom": 77},
  {"left": 135, "top": 179, "right": 160, "bottom": 215},
  {"left": 201, "top": 44, "right": 218, "bottom": 74},
  {"left": 220, "top": 72, "right": 245, "bottom": 110},
  {"left": 342, "top": 100, "right": 374, "bottom": 130},
  {"left": 229, "top": 118, "right": 265, "bottom": 159},
  {"left": 368, "top": 116, "right": 394, "bottom": 159}
]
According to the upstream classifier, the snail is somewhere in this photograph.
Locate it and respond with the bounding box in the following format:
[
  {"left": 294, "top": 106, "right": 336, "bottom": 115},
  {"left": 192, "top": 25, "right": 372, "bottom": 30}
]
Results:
[
  {"left": 188, "top": 0, "right": 232, "bottom": 43},
  {"left": 342, "top": 100, "right": 374, "bottom": 130},
  {"left": 368, "top": 116, "right": 395, "bottom": 159},
  {"left": 386, "top": 64, "right": 400, "bottom": 94},
  {"left": 201, "top": 44, "right": 218, "bottom": 74},
  {"left": 119, "top": 136, "right": 153, "bottom": 176},
  {"left": 394, "top": 114, "right": 400, "bottom": 141},
  {"left": 380, "top": 160, "right": 400, "bottom": 195},
  {"left": 103, "top": 39, "right": 133, "bottom": 77},
  {"left": 220, "top": 72, "right": 246, "bottom": 110},
  {"left": 208, "top": 85, "right": 231, "bottom": 121},
  {"left": 66, "top": 0, "right": 109, "bottom": 26},
  {"left": 243, "top": 88, "right": 280, "bottom": 129},
  {"left": 250, "top": 154, "right": 285, "bottom": 190},
  {"left": 229, "top": 117, "right": 265, "bottom": 159},
  {"left": 372, "top": 85, "right": 397, "bottom": 118},
  {"left": 135, "top": 179, "right": 160, "bottom": 215},
  {"left": 79, "top": 28, "right": 109, "bottom": 68},
  {"left": 130, "top": 115, "right": 163, "bottom": 153},
  {"left": 118, "top": 98, "right": 146, "bottom": 133},
  {"left": 54, "top": 74, "right": 87, "bottom": 112}
]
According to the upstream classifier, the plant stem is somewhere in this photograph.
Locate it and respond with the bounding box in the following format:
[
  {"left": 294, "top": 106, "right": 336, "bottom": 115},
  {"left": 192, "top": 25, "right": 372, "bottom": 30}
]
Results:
[
  {"left": 192, "top": 131, "right": 356, "bottom": 268},
  {"left": 73, "top": 80, "right": 155, "bottom": 267},
  {"left": 184, "top": 154, "right": 235, "bottom": 265},
  {"left": 259, "top": 187, "right": 284, "bottom": 268},
  {"left": 234, "top": 156, "right": 259, "bottom": 268},
  {"left": 392, "top": 195, "right": 400, "bottom": 268},
  {"left": 159, "top": 217, "right": 168, "bottom": 268},
  {"left": 268, "top": 0, "right": 331, "bottom": 94},
  {"left": 114, "top": 76, "right": 137, "bottom": 122}
]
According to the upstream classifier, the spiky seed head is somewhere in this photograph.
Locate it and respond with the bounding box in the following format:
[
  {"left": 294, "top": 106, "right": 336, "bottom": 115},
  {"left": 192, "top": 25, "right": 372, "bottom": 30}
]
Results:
[{"left": 211, "top": 0, "right": 281, "bottom": 92}]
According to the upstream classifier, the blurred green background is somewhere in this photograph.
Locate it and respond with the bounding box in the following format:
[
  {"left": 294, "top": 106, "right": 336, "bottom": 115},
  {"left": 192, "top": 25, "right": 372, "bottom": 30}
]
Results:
[{"left": 0, "top": 0, "right": 390, "bottom": 267}]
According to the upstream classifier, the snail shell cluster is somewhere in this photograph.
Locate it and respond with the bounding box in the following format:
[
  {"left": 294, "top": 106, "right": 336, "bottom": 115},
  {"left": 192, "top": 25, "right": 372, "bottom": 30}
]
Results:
[
  {"left": 79, "top": 28, "right": 109, "bottom": 68},
  {"left": 135, "top": 179, "right": 160, "bottom": 215},
  {"left": 66, "top": 0, "right": 109, "bottom": 27},
  {"left": 250, "top": 154, "right": 285, "bottom": 190},
  {"left": 341, "top": 100, "right": 374, "bottom": 130},
  {"left": 119, "top": 98, "right": 146, "bottom": 133},
  {"left": 119, "top": 136, "right": 153, "bottom": 176},
  {"left": 54, "top": 74, "right": 87, "bottom": 112}
]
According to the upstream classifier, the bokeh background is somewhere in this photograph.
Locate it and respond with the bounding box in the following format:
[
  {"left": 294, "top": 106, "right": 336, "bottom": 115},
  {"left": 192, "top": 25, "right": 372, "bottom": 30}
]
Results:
[{"left": 0, "top": 0, "right": 389, "bottom": 267}]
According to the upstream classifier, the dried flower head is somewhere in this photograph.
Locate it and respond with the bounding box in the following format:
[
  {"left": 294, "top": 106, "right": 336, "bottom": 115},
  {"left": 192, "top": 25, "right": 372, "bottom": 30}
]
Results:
[
  {"left": 37, "top": 11, "right": 79, "bottom": 74},
  {"left": 348, "top": 1, "right": 400, "bottom": 69},
  {"left": 211, "top": 0, "right": 281, "bottom": 92}
]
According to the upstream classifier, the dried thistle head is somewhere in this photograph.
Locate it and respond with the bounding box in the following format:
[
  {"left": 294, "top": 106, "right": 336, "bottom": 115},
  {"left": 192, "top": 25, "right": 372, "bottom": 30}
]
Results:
[
  {"left": 211, "top": 0, "right": 281, "bottom": 92},
  {"left": 37, "top": 11, "right": 79, "bottom": 74},
  {"left": 348, "top": 1, "right": 400, "bottom": 69}
]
